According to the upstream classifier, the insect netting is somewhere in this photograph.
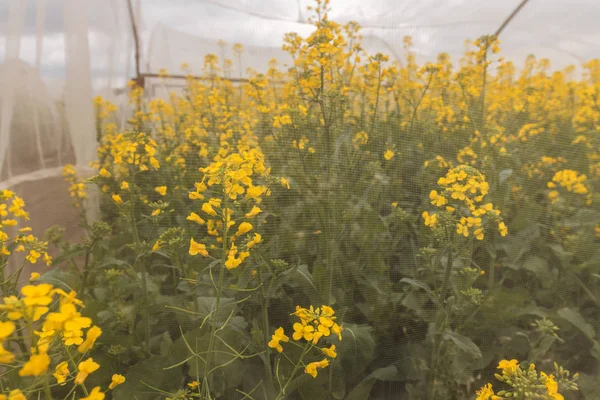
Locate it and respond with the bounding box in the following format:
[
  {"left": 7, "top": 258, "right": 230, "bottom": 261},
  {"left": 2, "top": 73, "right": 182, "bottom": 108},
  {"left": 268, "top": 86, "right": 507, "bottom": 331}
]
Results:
[{"left": 0, "top": 0, "right": 599, "bottom": 399}]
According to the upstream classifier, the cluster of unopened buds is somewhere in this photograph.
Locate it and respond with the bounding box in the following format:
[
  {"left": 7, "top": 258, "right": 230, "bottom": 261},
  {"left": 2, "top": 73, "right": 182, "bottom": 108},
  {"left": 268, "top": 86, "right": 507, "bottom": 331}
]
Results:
[{"left": 476, "top": 359, "right": 578, "bottom": 400}]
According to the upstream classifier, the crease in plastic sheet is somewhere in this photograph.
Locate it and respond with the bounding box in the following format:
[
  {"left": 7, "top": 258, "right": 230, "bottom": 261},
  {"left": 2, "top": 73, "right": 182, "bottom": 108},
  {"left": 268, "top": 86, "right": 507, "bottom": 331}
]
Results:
[
  {"left": 35, "top": 0, "right": 47, "bottom": 71},
  {"left": 0, "top": 0, "right": 28, "bottom": 179},
  {"left": 62, "top": 0, "right": 96, "bottom": 168}
]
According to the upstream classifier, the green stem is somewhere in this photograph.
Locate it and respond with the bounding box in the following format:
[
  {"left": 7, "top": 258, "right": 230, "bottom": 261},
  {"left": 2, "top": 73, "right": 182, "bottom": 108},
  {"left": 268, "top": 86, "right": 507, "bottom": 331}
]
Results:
[
  {"left": 43, "top": 376, "right": 52, "bottom": 400},
  {"left": 14, "top": 320, "right": 30, "bottom": 356},
  {"left": 274, "top": 343, "right": 311, "bottom": 400},
  {"left": 131, "top": 205, "right": 151, "bottom": 354},
  {"left": 62, "top": 382, "right": 78, "bottom": 400},
  {"left": 140, "top": 257, "right": 151, "bottom": 353},
  {"left": 78, "top": 239, "right": 97, "bottom": 296},
  {"left": 488, "top": 238, "right": 497, "bottom": 291},
  {"left": 201, "top": 200, "right": 230, "bottom": 398},
  {"left": 429, "top": 248, "right": 454, "bottom": 400},
  {"left": 370, "top": 63, "right": 382, "bottom": 132},
  {"left": 259, "top": 270, "right": 275, "bottom": 394}
]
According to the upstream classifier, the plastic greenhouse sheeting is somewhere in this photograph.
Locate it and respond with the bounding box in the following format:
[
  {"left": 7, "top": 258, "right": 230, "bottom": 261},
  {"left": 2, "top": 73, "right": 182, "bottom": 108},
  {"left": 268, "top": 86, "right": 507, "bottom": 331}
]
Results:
[
  {"left": 2, "top": 0, "right": 600, "bottom": 183},
  {"left": 1, "top": 0, "right": 600, "bottom": 399}
]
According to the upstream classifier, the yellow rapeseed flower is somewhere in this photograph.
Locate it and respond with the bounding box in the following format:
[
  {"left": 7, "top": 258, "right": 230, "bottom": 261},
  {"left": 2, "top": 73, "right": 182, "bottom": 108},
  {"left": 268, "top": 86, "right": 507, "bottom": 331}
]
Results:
[
  {"left": 109, "top": 374, "right": 126, "bottom": 390},
  {"left": 321, "top": 344, "right": 337, "bottom": 358},
  {"left": 19, "top": 353, "right": 51, "bottom": 376},
  {"left": 247, "top": 233, "right": 262, "bottom": 249},
  {"left": 497, "top": 359, "right": 519, "bottom": 376},
  {"left": 498, "top": 222, "right": 508, "bottom": 236},
  {"left": 245, "top": 206, "right": 262, "bottom": 218},
  {"left": 186, "top": 212, "right": 205, "bottom": 224},
  {"left": 224, "top": 243, "right": 243, "bottom": 269},
  {"left": 268, "top": 327, "right": 289, "bottom": 353},
  {"left": 236, "top": 222, "right": 253, "bottom": 236},
  {"left": 81, "top": 387, "right": 105, "bottom": 400},
  {"left": 422, "top": 211, "right": 438, "bottom": 227},
  {"left": 430, "top": 190, "right": 447, "bottom": 207},
  {"left": 475, "top": 383, "right": 499, "bottom": 400},
  {"left": 75, "top": 358, "right": 100, "bottom": 384},
  {"left": 305, "top": 358, "right": 329, "bottom": 378},
  {"left": 0, "top": 321, "right": 15, "bottom": 340},
  {"left": 202, "top": 202, "right": 218, "bottom": 216},
  {"left": 541, "top": 372, "right": 564, "bottom": 400},
  {"left": 189, "top": 238, "right": 208, "bottom": 257},
  {"left": 474, "top": 228, "right": 485, "bottom": 240},
  {"left": 456, "top": 223, "right": 469, "bottom": 237},
  {"left": 21, "top": 284, "right": 53, "bottom": 307},
  {"left": 6, "top": 389, "right": 26, "bottom": 400},
  {"left": 53, "top": 361, "right": 70, "bottom": 385},
  {"left": 155, "top": 186, "right": 167, "bottom": 196},
  {"left": 0, "top": 343, "right": 14, "bottom": 363},
  {"left": 292, "top": 322, "right": 315, "bottom": 341},
  {"left": 78, "top": 325, "right": 102, "bottom": 353}
]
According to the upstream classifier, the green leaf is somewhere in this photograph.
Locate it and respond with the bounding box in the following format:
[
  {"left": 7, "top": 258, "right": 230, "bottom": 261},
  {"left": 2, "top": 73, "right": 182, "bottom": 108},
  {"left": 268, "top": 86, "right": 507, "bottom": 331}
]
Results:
[
  {"left": 521, "top": 255, "right": 553, "bottom": 288},
  {"left": 577, "top": 372, "right": 600, "bottom": 399},
  {"left": 346, "top": 365, "right": 398, "bottom": 400},
  {"left": 330, "top": 359, "right": 346, "bottom": 399},
  {"left": 399, "top": 278, "right": 432, "bottom": 295},
  {"left": 113, "top": 356, "right": 181, "bottom": 400},
  {"left": 296, "top": 374, "right": 329, "bottom": 400},
  {"left": 499, "top": 169, "right": 513, "bottom": 184},
  {"left": 96, "top": 256, "right": 132, "bottom": 269},
  {"left": 37, "top": 268, "right": 77, "bottom": 291},
  {"left": 441, "top": 330, "right": 482, "bottom": 359},
  {"left": 557, "top": 307, "right": 596, "bottom": 340},
  {"left": 284, "top": 264, "right": 322, "bottom": 303},
  {"left": 338, "top": 324, "right": 376, "bottom": 384}
]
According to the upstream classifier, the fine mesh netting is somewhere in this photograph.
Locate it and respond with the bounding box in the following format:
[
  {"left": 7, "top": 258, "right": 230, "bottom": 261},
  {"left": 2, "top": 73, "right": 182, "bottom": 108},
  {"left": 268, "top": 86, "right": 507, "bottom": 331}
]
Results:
[{"left": 0, "top": 0, "right": 600, "bottom": 399}]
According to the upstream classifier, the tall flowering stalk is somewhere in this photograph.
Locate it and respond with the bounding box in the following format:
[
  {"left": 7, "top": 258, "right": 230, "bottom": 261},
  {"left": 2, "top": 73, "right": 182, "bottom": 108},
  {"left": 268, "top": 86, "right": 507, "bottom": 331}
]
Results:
[
  {"left": 421, "top": 166, "right": 507, "bottom": 400},
  {"left": 267, "top": 305, "right": 342, "bottom": 399},
  {"left": 184, "top": 151, "right": 270, "bottom": 397}
]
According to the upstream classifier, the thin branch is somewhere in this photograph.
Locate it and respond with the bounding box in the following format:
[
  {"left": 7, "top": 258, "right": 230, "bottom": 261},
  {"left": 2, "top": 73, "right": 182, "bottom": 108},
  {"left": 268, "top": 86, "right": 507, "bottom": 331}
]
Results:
[
  {"left": 494, "top": 0, "right": 531, "bottom": 38},
  {"left": 126, "top": 0, "right": 142, "bottom": 86}
]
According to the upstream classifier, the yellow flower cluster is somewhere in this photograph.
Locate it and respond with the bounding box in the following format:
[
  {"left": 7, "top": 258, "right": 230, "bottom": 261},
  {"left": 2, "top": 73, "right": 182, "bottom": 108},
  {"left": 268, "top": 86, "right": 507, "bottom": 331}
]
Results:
[
  {"left": 521, "top": 156, "right": 567, "bottom": 179},
  {"left": 97, "top": 131, "right": 160, "bottom": 176},
  {"left": 547, "top": 169, "right": 590, "bottom": 204},
  {"left": 0, "top": 284, "right": 100, "bottom": 354},
  {"left": 268, "top": 305, "right": 342, "bottom": 379},
  {"left": 292, "top": 136, "right": 316, "bottom": 153},
  {"left": 199, "top": 151, "right": 269, "bottom": 201},
  {"left": 0, "top": 280, "right": 125, "bottom": 397},
  {"left": 292, "top": 305, "right": 343, "bottom": 344},
  {"left": 476, "top": 359, "right": 577, "bottom": 400},
  {"left": 423, "top": 166, "right": 507, "bottom": 240},
  {"left": 62, "top": 164, "right": 88, "bottom": 208},
  {"left": 0, "top": 190, "right": 51, "bottom": 265},
  {"left": 187, "top": 151, "right": 268, "bottom": 270},
  {"left": 352, "top": 131, "right": 369, "bottom": 149}
]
